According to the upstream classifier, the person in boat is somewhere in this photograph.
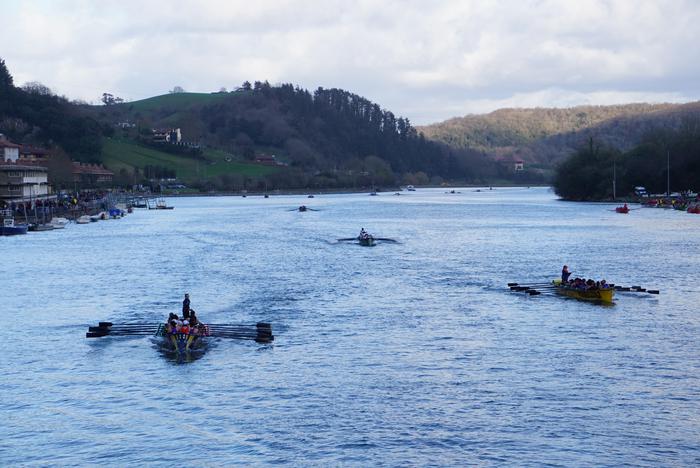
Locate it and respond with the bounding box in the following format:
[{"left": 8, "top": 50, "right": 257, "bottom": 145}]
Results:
[
  {"left": 600, "top": 280, "right": 608, "bottom": 289},
  {"left": 359, "top": 228, "right": 369, "bottom": 240},
  {"left": 561, "top": 265, "right": 571, "bottom": 282},
  {"left": 182, "top": 293, "right": 191, "bottom": 320},
  {"left": 181, "top": 320, "right": 190, "bottom": 334},
  {"left": 189, "top": 310, "right": 200, "bottom": 335}
]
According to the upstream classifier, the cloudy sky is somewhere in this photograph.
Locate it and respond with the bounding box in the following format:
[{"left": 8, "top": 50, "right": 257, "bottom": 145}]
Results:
[{"left": 2, "top": 0, "right": 699, "bottom": 124}]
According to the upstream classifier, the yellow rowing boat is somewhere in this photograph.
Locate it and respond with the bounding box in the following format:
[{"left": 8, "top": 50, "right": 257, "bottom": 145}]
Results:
[{"left": 552, "top": 279, "right": 615, "bottom": 304}]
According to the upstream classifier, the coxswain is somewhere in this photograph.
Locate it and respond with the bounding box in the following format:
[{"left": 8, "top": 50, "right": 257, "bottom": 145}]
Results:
[
  {"left": 182, "top": 293, "right": 191, "bottom": 319},
  {"left": 561, "top": 265, "right": 571, "bottom": 282}
]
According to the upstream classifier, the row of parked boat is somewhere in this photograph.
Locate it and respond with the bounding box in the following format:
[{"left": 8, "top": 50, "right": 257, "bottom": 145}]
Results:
[{"left": 0, "top": 207, "right": 129, "bottom": 236}]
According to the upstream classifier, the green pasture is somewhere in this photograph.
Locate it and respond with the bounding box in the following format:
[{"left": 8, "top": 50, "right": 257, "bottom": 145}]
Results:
[{"left": 102, "top": 138, "right": 279, "bottom": 181}]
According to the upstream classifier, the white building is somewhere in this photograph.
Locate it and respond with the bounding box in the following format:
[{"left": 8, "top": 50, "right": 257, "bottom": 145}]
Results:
[
  {"left": 0, "top": 136, "right": 21, "bottom": 163},
  {"left": 0, "top": 164, "right": 52, "bottom": 202}
]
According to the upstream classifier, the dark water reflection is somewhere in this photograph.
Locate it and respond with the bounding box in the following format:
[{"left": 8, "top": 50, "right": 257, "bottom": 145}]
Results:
[{"left": 2, "top": 187, "right": 699, "bottom": 466}]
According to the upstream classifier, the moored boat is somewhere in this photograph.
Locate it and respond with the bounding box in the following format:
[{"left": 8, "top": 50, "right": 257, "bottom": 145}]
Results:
[
  {"left": 76, "top": 215, "right": 91, "bottom": 224},
  {"left": 615, "top": 204, "right": 629, "bottom": 213},
  {"left": 50, "top": 217, "right": 69, "bottom": 229},
  {"left": 552, "top": 279, "right": 614, "bottom": 304},
  {"left": 0, "top": 216, "right": 28, "bottom": 236}
]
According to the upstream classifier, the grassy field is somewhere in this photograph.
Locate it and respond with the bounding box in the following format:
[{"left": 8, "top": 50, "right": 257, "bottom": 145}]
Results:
[
  {"left": 120, "top": 92, "right": 230, "bottom": 113},
  {"left": 102, "top": 138, "right": 279, "bottom": 181}
]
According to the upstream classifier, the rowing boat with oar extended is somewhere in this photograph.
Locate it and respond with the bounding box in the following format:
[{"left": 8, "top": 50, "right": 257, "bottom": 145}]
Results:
[
  {"left": 552, "top": 279, "right": 615, "bottom": 303},
  {"left": 87, "top": 321, "right": 274, "bottom": 354}
]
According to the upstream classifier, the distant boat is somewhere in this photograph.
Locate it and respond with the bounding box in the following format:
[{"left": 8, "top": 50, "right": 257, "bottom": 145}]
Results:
[
  {"left": 406, "top": 185, "right": 416, "bottom": 191},
  {"left": 28, "top": 223, "right": 54, "bottom": 232},
  {"left": 0, "top": 215, "right": 28, "bottom": 236},
  {"left": 358, "top": 235, "right": 376, "bottom": 247},
  {"left": 50, "top": 217, "right": 69, "bottom": 229},
  {"left": 155, "top": 198, "right": 173, "bottom": 209},
  {"left": 615, "top": 204, "right": 630, "bottom": 214},
  {"left": 76, "top": 215, "right": 91, "bottom": 224}
]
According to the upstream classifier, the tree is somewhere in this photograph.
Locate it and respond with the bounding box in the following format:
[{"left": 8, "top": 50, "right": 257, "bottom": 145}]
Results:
[
  {"left": 101, "top": 93, "right": 123, "bottom": 105},
  {"left": 170, "top": 86, "right": 185, "bottom": 94},
  {"left": 22, "top": 81, "right": 52, "bottom": 95},
  {"left": 241, "top": 81, "right": 252, "bottom": 91},
  {"left": 0, "top": 58, "right": 13, "bottom": 93}
]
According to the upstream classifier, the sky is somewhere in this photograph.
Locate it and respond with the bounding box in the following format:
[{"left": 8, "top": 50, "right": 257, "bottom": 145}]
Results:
[{"left": 2, "top": 0, "right": 699, "bottom": 125}]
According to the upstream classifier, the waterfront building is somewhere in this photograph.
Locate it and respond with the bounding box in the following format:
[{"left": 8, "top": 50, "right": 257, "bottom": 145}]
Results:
[
  {"left": 72, "top": 162, "right": 114, "bottom": 185},
  {"left": 0, "top": 164, "right": 52, "bottom": 202},
  {"left": 0, "top": 135, "right": 21, "bottom": 163}
]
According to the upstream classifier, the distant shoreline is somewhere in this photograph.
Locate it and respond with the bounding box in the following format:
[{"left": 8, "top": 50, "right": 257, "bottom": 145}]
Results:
[{"left": 161, "top": 184, "right": 551, "bottom": 198}]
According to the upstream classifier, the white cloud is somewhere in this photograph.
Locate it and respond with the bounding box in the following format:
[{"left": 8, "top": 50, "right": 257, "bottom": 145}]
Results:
[{"left": 1, "top": 0, "right": 699, "bottom": 122}]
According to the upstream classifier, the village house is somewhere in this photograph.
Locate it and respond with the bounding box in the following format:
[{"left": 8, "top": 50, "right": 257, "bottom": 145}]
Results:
[
  {"left": 72, "top": 162, "right": 114, "bottom": 185},
  {"left": 0, "top": 134, "right": 21, "bottom": 163},
  {"left": 254, "top": 154, "right": 287, "bottom": 166},
  {"left": 19, "top": 145, "right": 51, "bottom": 163},
  {"left": 0, "top": 164, "right": 52, "bottom": 202},
  {"left": 152, "top": 128, "right": 182, "bottom": 144}
]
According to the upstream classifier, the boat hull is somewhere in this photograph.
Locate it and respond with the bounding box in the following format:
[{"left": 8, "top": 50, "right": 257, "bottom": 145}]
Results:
[
  {"left": 553, "top": 280, "right": 614, "bottom": 303},
  {"left": 155, "top": 325, "right": 205, "bottom": 353},
  {"left": 359, "top": 237, "right": 375, "bottom": 247},
  {"left": 0, "top": 224, "right": 28, "bottom": 235}
]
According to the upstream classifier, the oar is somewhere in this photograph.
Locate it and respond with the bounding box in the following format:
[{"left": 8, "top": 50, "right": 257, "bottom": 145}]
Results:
[
  {"left": 374, "top": 238, "right": 398, "bottom": 242},
  {"left": 615, "top": 286, "right": 660, "bottom": 295},
  {"left": 508, "top": 282, "right": 556, "bottom": 287},
  {"left": 337, "top": 237, "right": 359, "bottom": 241}
]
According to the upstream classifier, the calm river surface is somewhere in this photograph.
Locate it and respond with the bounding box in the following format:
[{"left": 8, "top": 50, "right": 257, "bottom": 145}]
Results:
[{"left": 2, "top": 187, "right": 699, "bottom": 466}]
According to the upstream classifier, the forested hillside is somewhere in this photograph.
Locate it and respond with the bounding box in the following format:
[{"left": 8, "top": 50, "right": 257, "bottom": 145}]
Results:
[
  {"left": 96, "top": 82, "right": 501, "bottom": 188},
  {"left": 0, "top": 58, "right": 104, "bottom": 162},
  {"left": 553, "top": 120, "right": 700, "bottom": 200},
  {"left": 419, "top": 103, "right": 700, "bottom": 169}
]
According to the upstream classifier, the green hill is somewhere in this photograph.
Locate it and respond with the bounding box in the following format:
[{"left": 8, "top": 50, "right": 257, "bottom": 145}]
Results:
[
  {"left": 418, "top": 103, "right": 700, "bottom": 169},
  {"left": 103, "top": 138, "right": 278, "bottom": 182}
]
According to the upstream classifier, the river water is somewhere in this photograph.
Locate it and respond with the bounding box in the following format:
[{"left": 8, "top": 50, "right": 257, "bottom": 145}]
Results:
[{"left": 2, "top": 187, "right": 699, "bottom": 466}]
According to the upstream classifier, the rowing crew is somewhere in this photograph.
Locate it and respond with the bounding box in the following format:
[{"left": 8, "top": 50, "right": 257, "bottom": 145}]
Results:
[
  {"left": 563, "top": 278, "right": 610, "bottom": 291},
  {"left": 561, "top": 265, "right": 610, "bottom": 290},
  {"left": 165, "top": 311, "right": 203, "bottom": 335},
  {"left": 359, "top": 228, "right": 372, "bottom": 240}
]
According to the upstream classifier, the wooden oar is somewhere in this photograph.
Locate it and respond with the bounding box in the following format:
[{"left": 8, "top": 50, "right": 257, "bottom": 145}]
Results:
[
  {"left": 374, "top": 237, "right": 399, "bottom": 242},
  {"left": 337, "top": 237, "right": 359, "bottom": 241},
  {"left": 614, "top": 286, "right": 660, "bottom": 295},
  {"left": 508, "top": 282, "right": 555, "bottom": 287}
]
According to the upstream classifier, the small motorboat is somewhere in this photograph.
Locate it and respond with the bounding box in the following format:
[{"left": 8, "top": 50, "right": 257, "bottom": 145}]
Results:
[
  {"left": 0, "top": 216, "right": 28, "bottom": 236},
  {"left": 615, "top": 204, "right": 630, "bottom": 214},
  {"left": 688, "top": 205, "right": 700, "bottom": 214},
  {"left": 76, "top": 215, "right": 91, "bottom": 224},
  {"left": 50, "top": 217, "right": 69, "bottom": 229},
  {"left": 28, "top": 223, "right": 55, "bottom": 232}
]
